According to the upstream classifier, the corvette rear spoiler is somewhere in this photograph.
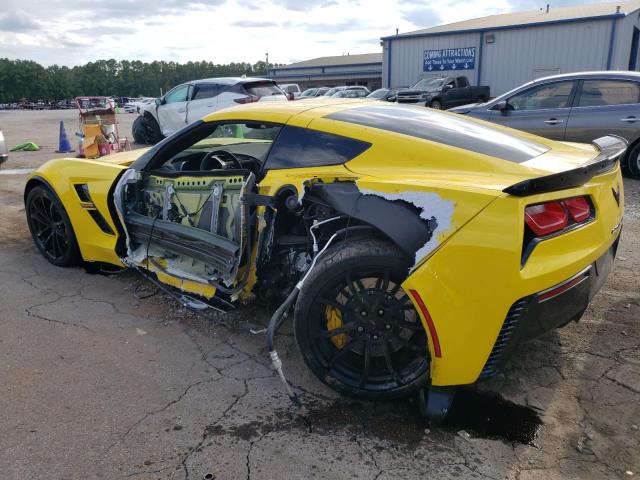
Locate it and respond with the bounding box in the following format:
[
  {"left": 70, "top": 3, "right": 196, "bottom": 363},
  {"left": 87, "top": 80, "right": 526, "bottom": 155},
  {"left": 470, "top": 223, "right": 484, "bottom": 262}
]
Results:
[{"left": 503, "top": 135, "right": 627, "bottom": 197}]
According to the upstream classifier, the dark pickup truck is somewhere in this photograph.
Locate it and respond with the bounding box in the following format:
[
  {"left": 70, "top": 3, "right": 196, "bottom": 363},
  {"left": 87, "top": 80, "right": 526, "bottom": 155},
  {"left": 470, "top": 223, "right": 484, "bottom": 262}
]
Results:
[{"left": 396, "top": 76, "right": 490, "bottom": 110}]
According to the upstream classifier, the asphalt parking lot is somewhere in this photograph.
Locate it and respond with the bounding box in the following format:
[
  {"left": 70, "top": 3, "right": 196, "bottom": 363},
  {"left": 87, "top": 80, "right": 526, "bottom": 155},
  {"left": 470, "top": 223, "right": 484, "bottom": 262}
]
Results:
[{"left": 1, "top": 109, "right": 639, "bottom": 480}]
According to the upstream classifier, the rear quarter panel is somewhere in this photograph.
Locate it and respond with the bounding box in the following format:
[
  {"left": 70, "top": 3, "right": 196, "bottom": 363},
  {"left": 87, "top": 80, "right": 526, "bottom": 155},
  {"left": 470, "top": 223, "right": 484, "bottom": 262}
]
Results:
[{"left": 403, "top": 165, "right": 624, "bottom": 386}]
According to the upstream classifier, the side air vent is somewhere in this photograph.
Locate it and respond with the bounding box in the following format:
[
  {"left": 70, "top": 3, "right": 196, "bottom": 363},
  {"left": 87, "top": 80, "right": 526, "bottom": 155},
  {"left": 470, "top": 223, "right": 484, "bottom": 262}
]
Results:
[
  {"left": 74, "top": 184, "right": 92, "bottom": 203},
  {"left": 87, "top": 209, "right": 115, "bottom": 235},
  {"left": 479, "top": 298, "right": 528, "bottom": 378}
]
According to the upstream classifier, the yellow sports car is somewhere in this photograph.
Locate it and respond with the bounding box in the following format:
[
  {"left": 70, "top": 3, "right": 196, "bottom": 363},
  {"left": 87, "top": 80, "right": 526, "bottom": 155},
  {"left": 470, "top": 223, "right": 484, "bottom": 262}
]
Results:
[{"left": 24, "top": 99, "right": 624, "bottom": 418}]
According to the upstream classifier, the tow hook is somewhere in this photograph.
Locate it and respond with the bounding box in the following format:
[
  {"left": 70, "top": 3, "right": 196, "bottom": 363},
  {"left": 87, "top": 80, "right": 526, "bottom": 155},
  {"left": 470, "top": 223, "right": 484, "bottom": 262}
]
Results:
[{"left": 418, "top": 385, "right": 457, "bottom": 423}]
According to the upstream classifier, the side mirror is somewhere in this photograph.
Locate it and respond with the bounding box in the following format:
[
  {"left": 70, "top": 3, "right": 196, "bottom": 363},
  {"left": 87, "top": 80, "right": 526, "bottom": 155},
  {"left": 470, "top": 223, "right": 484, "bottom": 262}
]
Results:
[
  {"left": 155, "top": 97, "right": 162, "bottom": 106},
  {"left": 444, "top": 84, "right": 454, "bottom": 90},
  {"left": 387, "top": 95, "right": 396, "bottom": 102}
]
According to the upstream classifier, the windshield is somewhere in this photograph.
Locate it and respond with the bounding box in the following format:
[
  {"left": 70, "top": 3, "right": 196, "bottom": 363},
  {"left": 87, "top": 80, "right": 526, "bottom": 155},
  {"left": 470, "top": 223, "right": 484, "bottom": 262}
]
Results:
[
  {"left": 367, "top": 89, "right": 388, "bottom": 99},
  {"left": 324, "top": 87, "right": 345, "bottom": 96},
  {"left": 412, "top": 78, "right": 444, "bottom": 90},
  {"left": 300, "top": 88, "right": 316, "bottom": 97}
]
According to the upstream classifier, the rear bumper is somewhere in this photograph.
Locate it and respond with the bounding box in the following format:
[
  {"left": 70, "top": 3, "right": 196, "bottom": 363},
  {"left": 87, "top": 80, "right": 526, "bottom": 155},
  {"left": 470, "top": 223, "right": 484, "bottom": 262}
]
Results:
[
  {"left": 480, "top": 234, "right": 618, "bottom": 378},
  {"left": 0, "top": 154, "right": 7, "bottom": 165}
]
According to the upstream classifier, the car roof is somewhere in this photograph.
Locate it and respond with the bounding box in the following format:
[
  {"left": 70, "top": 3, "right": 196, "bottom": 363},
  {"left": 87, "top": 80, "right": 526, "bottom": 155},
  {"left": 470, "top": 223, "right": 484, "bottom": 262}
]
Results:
[
  {"left": 190, "top": 77, "right": 274, "bottom": 85},
  {"left": 532, "top": 70, "right": 640, "bottom": 84}
]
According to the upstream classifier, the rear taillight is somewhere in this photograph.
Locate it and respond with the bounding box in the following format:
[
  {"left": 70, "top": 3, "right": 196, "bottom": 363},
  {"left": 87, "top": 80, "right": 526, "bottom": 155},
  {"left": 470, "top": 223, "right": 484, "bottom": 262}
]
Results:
[
  {"left": 524, "top": 196, "right": 592, "bottom": 237},
  {"left": 525, "top": 202, "right": 567, "bottom": 236},
  {"left": 563, "top": 196, "right": 590, "bottom": 222},
  {"left": 234, "top": 95, "right": 260, "bottom": 104}
]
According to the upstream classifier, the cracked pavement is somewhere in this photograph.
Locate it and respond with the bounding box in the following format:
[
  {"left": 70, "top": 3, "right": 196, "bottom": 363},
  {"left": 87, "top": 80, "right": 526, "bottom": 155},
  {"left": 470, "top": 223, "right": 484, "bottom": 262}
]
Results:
[{"left": 1, "top": 110, "right": 639, "bottom": 479}]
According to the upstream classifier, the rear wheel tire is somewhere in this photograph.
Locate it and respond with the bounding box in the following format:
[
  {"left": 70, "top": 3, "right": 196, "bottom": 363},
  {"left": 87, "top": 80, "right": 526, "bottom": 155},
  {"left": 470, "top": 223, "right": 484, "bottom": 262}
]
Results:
[
  {"left": 429, "top": 100, "right": 442, "bottom": 110},
  {"left": 26, "top": 185, "right": 81, "bottom": 267},
  {"left": 132, "top": 115, "right": 163, "bottom": 145},
  {"left": 294, "top": 239, "right": 431, "bottom": 400},
  {"left": 627, "top": 143, "right": 640, "bottom": 179}
]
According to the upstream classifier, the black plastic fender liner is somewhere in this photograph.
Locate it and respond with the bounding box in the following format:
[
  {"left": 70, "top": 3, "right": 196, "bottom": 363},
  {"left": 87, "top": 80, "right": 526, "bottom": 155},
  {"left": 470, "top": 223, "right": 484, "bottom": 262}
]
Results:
[{"left": 309, "top": 182, "right": 434, "bottom": 258}]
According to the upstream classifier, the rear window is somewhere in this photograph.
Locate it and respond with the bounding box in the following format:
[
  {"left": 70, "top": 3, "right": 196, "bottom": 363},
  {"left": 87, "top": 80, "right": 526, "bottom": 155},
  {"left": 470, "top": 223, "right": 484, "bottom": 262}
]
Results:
[
  {"left": 265, "top": 125, "right": 371, "bottom": 169},
  {"left": 244, "top": 81, "right": 283, "bottom": 97},
  {"left": 192, "top": 83, "right": 218, "bottom": 100},
  {"left": 326, "top": 105, "right": 549, "bottom": 163},
  {"left": 578, "top": 80, "right": 640, "bottom": 107}
]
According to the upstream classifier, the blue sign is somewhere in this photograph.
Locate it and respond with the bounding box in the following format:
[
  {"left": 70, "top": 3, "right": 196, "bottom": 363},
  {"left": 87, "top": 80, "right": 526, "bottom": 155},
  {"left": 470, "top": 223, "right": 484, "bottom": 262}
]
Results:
[{"left": 423, "top": 47, "right": 476, "bottom": 72}]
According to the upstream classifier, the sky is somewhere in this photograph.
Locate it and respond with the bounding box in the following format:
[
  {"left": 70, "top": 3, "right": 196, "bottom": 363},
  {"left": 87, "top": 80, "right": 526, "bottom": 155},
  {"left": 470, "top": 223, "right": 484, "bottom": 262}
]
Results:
[{"left": 0, "top": 0, "right": 604, "bottom": 67}]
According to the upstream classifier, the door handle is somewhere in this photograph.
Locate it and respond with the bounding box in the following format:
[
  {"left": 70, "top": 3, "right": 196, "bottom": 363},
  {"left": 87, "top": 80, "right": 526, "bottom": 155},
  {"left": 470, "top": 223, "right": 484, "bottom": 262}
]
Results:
[
  {"left": 620, "top": 116, "right": 637, "bottom": 123},
  {"left": 177, "top": 108, "right": 186, "bottom": 113},
  {"left": 206, "top": 104, "right": 215, "bottom": 108},
  {"left": 544, "top": 118, "right": 563, "bottom": 125}
]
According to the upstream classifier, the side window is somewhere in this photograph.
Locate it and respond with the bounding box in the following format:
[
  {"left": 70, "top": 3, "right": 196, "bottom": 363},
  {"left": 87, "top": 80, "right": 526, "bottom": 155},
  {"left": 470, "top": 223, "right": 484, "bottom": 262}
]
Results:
[
  {"left": 192, "top": 83, "right": 218, "bottom": 100},
  {"left": 164, "top": 85, "right": 189, "bottom": 104},
  {"left": 265, "top": 125, "right": 371, "bottom": 170},
  {"left": 457, "top": 77, "right": 469, "bottom": 88},
  {"left": 508, "top": 81, "right": 575, "bottom": 111},
  {"left": 578, "top": 80, "right": 640, "bottom": 107}
]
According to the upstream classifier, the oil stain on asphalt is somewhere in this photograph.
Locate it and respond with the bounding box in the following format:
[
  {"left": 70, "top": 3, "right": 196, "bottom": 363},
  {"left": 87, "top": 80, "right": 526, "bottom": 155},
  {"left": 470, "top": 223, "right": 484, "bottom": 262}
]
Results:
[{"left": 207, "top": 388, "right": 542, "bottom": 447}]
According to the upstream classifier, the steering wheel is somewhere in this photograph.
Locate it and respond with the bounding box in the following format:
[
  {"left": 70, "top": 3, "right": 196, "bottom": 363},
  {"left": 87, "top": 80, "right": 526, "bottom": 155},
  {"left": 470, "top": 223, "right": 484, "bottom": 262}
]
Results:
[{"left": 200, "top": 149, "right": 244, "bottom": 171}]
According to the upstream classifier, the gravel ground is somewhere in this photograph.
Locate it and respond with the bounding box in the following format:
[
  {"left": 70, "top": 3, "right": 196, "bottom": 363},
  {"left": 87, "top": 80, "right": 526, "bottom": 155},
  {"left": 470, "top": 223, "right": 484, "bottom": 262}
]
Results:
[{"left": 0, "top": 110, "right": 639, "bottom": 480}]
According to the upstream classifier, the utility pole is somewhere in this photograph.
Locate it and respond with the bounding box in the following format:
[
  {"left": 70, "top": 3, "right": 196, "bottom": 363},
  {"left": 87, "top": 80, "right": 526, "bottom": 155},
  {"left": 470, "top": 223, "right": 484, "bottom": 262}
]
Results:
[{"left": 265, "top": 52, "right": 269, "bottom": 76}]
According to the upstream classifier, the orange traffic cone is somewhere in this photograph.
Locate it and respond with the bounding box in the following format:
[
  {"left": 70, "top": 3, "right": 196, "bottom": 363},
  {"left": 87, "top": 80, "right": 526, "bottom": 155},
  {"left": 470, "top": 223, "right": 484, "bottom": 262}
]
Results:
[{"left": 56, "top": 120, "right": 74, "bottom": 153}]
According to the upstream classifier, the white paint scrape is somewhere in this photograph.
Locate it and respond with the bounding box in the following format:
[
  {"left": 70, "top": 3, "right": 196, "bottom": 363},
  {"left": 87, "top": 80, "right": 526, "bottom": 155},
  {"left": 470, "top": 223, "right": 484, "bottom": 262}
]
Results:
[{"left": 359, "top": 188, "right": 455, "bottom": 266}]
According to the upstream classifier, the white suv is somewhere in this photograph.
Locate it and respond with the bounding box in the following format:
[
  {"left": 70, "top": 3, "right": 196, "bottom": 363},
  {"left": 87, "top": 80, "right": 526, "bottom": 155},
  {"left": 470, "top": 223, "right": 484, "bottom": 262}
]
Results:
[{"left": 133, "top": 77, "right": 287, "bottom": 144}]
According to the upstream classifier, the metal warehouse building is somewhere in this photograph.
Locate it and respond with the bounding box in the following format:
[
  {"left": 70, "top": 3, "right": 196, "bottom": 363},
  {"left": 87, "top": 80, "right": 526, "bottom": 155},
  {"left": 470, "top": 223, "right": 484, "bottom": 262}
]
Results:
[
  {"left": 382, "top": 0, "right": 640, "bottom": 96},
  {"left": 269, "top": 53, "right": 382, "bottom": 90}
]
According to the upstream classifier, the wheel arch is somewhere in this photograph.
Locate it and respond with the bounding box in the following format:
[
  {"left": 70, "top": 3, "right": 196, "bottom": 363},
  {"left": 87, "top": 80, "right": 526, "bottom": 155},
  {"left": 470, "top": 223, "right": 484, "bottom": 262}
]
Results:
[
  {"left": 24, "top": 175, "right": 56, "bottom": 205},
  {"left": 622, "top": 135, "right": 640, "bottom": 171},
  {"left": 306, "top": 181, "right": 446, "bottom": 265}
]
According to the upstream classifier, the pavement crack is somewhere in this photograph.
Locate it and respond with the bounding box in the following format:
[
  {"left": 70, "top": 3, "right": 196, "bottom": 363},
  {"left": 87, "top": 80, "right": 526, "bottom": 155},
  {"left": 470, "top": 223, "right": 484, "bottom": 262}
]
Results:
[
  {"left": 105, "top": 380, "right": 207, "bottom": 455},
  {"left": 25, "top": 293, "right": 92, "bottom": 332}
]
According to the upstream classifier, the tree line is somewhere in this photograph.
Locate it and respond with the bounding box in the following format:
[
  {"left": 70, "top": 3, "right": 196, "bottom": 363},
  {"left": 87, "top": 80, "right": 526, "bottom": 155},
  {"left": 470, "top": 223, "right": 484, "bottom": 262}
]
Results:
[{"left": 0, "top": 58, "right": 280, "bottom": 102}]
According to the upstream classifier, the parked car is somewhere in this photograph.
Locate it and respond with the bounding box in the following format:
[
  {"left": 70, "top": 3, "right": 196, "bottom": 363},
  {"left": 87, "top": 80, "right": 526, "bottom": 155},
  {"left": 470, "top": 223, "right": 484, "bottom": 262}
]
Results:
[
  {"left": 450, "top": 71, "right": 640, "bottom": 178},
  {"left": 299, "top": 87, "right": 330, "bottom": 98},
  {"left": 323, "top": 85, "right": 370, "bottom": 97},
  {"left": 332, "top": 89, "right": 368, "bottom": 98},
  {"left": 0, "top": 130, "right": 7, "bottom": 167},
  {"left": 133, "top": 77, "right": 287, "bottom": 144},
  {"left": 396, "top": 76, "right": 490, "bottom": 110},
  {"left": 24, "top": 100, "right": 624, "bottom": 419},
  {"left": 367, "top": 88, "right": 398, "bottom": 102},
  {"left": 279, "top": 83, "right": 301, "bottom": 100}
]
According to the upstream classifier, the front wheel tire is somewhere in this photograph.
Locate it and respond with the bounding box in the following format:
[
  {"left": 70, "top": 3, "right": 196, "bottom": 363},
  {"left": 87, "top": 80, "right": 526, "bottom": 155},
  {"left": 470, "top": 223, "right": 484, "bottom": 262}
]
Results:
[
  {"left": 26, "top": 185, "right": 81, "bottom": 267},
  {"left": 429, "top": 100, "right": 442, "bottom": 110},
  {"left": 294, "top": 239, "right": 431, "bottom": 400}
]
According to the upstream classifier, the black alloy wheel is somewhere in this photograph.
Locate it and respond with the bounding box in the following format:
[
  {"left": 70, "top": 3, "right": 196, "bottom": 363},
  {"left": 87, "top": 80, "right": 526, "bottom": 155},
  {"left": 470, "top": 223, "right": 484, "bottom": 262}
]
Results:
[
  {"left": 295, "top": 240, "right": 430, "bottom": 399},
  {"left": 26, "top": 185, "right": 80, "bottom": 266}
]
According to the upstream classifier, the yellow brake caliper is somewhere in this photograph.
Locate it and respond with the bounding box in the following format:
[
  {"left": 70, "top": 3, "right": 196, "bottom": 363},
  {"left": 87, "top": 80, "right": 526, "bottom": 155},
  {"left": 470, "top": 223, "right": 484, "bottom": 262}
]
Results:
[{"left": 325, "top": 305, "right": 347, "bottom": 349}]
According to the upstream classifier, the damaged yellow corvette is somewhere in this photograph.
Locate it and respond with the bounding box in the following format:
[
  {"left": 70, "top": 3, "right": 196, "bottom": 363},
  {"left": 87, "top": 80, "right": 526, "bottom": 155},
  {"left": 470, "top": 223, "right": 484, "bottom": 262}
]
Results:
[{"left": 24, "top": 99, "right": 624, "bottom": 419}]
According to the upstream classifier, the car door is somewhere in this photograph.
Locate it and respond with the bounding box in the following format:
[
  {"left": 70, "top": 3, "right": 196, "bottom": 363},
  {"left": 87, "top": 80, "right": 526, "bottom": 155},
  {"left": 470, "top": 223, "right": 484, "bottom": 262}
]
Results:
[
  {"left": 564, "top": 78, "right": 640, "bottom": 144},
  {"left": 444, "top": 77, "right": 471, "bottom": 107},
  {"left": 157, "top": 84, "right": 190, "bottom": 136},
  {"left": 186, "top": 83, "right": 219, "bottom": 124},
  {"left": 118, "top": 120, "right": 283, "bottom": 289},
  {"left": 491, "top": 80, "right": 578, "bottom": 140}
]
